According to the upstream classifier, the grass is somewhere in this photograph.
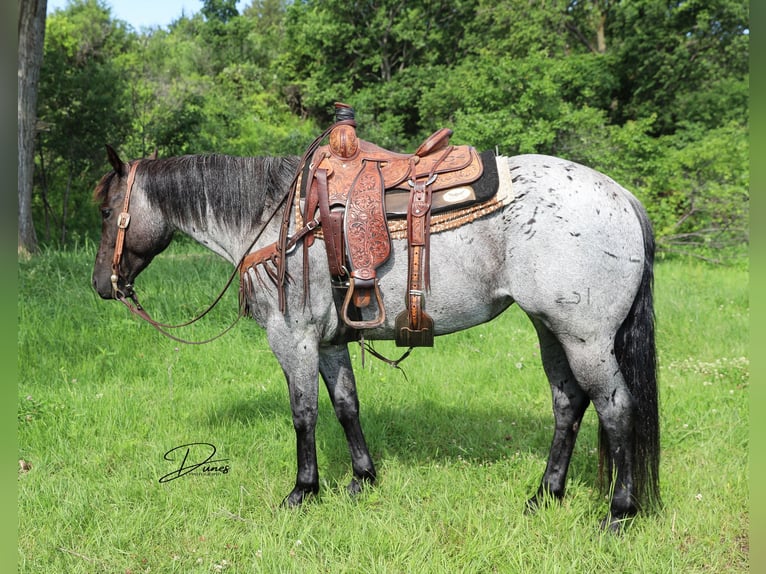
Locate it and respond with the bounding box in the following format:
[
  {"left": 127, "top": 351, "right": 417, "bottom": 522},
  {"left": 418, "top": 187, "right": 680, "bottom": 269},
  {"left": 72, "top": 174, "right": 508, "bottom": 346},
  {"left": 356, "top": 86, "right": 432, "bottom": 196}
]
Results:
[{"left": 18, "top": 240, "right": 749, "bottom": 572}]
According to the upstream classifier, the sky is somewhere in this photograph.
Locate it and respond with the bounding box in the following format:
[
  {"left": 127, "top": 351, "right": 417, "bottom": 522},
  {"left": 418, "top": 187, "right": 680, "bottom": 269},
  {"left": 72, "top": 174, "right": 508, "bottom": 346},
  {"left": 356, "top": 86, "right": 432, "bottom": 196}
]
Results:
[{"left": 47, "top": 0, "right": 249, "bottom": 30}]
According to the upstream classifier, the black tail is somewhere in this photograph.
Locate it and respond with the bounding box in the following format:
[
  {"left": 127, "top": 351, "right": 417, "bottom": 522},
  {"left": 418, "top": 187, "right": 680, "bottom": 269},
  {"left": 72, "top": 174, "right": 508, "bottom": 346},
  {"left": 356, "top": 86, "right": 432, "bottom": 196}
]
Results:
[{"left": 602, "top": 196, "right": 661, "bottom": 512}]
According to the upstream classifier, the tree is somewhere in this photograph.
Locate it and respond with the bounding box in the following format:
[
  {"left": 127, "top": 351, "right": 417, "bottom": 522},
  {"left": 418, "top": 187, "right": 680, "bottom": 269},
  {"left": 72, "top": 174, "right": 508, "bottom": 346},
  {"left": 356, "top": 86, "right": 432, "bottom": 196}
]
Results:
[
  {"left": 29, "top": 0, "right": 748, "bottom": 258},
  {"left": 279, "top": 0, "right": 479, "bottom": 123},
  {"left": 18, "top": 0, "right": 47, "bottom": 254},
  {"left": 460, "top": 0, "right": 571, "bottom": 58},
  {"left": 565, "top": 0, "right": 615, "bottom": 54},
  {"left": 36, "top": 0, "right": 134, "bottom": 244},
  {"left": 608, "top": 0, "right": 749, "bottom": 134},
  {"left": 201, "top": 0, "right": 239, "bottom": 23},
  {"left": 643, "top": 122, "right": 749, "bottom": 260},
  {"left": 137, "top": 4, "right": 313, "bottom": 156}
]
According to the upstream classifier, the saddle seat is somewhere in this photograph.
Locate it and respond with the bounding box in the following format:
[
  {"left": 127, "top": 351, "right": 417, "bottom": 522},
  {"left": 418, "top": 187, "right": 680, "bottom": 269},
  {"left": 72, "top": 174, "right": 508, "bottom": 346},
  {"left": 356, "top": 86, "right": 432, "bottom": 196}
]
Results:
[{"left": 309, "top": 126, "right": 484, "bottom": 211}]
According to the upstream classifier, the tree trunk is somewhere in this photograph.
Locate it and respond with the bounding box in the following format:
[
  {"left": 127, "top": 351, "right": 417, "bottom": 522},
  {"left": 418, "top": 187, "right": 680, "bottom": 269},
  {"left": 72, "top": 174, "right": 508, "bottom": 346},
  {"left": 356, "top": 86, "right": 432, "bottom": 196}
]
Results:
[
  {"left": 596, "top": 12, "right": 607, "bottom": 54},
  {"left": 60, "top": 169, "right": 71, "bottom": 245},
  {"left": 18, "top": 0, "right": 47, "bottom": 255}
]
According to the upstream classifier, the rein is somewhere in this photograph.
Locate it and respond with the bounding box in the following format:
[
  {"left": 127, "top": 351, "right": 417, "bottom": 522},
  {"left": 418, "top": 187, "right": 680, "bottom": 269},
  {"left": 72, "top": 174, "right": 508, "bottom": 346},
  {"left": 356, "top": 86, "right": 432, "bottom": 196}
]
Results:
[
  {"left": 115, "top": 291, "right": 242, "bottom": 345},
  {"left": 110, "top": 159, "right": 286, "bottom": 345},
  {"left": 111, "top": 147, "right": 416, "bottom": 366}
]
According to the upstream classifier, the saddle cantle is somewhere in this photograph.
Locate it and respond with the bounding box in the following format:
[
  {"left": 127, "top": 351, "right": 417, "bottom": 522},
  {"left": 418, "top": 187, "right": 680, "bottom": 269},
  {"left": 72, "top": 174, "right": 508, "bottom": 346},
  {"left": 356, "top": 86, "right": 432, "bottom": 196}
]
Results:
[{"left": 301, "top": 103, "right": 484, "bottom": 343}]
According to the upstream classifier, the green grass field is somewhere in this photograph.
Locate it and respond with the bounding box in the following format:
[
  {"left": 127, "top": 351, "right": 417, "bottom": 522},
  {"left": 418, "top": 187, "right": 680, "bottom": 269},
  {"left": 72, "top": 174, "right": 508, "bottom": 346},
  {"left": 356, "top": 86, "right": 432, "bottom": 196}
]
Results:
[{"left": 18, "top": 241, "right": 749, "bottom": 572}]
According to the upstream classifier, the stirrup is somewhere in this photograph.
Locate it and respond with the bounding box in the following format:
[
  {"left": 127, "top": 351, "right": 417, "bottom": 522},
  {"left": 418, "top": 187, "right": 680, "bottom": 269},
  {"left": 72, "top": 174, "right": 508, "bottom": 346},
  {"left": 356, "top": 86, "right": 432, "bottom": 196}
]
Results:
[
  {"left": 394, "top": 309, "right": 434, "bottom": 347},
  {"left": 341, "top": 276, "right": 386, "bottom": 329}
]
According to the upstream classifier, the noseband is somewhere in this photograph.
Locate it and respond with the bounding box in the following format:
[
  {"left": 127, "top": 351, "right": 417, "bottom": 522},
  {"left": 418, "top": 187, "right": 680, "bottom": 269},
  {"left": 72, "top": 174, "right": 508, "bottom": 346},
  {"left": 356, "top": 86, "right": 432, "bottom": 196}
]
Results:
[{"left": 110, "top": 161, "right": 139, "bottom": 298}]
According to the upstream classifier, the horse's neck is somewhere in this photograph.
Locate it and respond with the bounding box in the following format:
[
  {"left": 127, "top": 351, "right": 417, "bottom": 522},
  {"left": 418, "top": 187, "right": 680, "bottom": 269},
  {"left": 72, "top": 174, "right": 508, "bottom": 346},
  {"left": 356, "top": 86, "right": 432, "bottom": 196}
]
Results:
[
  {"left": 173, "top": 211, "right": 279, "bottom": 266},
  {"left": 180, "top": 222, "right": 239, "bottom": 264},
  {"left": 147, "top": 154, "right": 296, "bottom": 266}
]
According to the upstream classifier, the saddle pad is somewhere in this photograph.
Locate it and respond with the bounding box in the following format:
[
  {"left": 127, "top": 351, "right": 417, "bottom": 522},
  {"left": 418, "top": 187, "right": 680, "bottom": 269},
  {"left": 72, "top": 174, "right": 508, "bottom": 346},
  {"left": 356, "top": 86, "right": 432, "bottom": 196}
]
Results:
[{"left": 383, "top": 150, "right": 499, "bottom": 218}]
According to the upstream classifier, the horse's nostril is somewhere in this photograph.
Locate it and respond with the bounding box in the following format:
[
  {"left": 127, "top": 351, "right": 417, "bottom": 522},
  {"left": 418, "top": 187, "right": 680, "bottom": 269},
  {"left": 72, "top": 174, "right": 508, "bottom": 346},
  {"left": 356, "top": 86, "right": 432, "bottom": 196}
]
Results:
[{"left": 92, "top": 276, "right": 110, "bottom": 298}]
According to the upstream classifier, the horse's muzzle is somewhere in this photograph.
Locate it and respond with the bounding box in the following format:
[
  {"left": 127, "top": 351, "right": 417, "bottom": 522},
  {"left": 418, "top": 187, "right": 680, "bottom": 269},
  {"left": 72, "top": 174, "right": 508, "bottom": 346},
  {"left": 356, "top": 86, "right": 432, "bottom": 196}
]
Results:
[
  {"left": 92, "top": 274, "right": 111, "bottom": 299},
  {"left": 92, "top": 273, "right": 132, "bottom": 300}
]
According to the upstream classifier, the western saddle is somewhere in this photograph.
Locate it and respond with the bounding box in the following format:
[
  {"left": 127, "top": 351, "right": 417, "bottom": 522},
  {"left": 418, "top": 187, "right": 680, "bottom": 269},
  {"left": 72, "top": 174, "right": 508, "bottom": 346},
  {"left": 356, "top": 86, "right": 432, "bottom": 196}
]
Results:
[{"left": 241, "top": 103, "right": 485, "bottom": 348}]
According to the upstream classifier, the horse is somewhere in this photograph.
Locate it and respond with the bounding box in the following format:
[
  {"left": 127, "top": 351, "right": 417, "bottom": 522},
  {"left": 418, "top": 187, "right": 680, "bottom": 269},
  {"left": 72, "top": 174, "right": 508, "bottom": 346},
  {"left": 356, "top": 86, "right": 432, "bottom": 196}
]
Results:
[{"left": 91, "top": 144, "right": 660, "bottom": 531}]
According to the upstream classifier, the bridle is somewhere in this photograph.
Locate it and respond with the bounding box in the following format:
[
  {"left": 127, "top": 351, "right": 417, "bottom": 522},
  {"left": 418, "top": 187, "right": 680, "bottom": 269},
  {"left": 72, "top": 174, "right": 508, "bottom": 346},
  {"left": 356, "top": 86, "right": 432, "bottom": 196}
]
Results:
[
  {"left": 110, "top": 161, "right": 138, "bottom": 299},
  {"left": 108, "top": 159, "right": 245, "bottom": 345}
]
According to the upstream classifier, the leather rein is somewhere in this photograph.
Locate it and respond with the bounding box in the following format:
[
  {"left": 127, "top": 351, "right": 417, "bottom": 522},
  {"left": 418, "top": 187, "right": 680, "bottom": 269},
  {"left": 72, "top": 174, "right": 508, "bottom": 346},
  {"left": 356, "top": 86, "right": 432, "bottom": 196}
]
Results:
[
  {"left": 109, "top": 133, "right": 415, "bottom": 367},
  {"left": 110, "top": 160, "right": 262, "bottom": 345}
]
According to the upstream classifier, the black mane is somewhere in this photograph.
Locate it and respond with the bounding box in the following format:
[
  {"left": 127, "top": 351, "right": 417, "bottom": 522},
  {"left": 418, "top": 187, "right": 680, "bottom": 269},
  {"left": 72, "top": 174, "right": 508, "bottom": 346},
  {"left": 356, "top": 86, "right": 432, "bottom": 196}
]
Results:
[{"left": 142, "top": 154, "right": 300, "bottom": 232}]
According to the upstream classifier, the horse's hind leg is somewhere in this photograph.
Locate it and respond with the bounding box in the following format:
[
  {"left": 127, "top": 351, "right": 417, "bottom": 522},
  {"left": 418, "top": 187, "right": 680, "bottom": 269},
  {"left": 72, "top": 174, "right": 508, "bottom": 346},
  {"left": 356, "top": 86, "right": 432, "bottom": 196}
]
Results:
[
  {"left": 527, "top": 319, "right": 590, "bottom": 510},
  {"left": 560, "top": 336, "right": 639, "bottom": 530},
  {"left": 319, "top": 344, "right": 376, "bottom": 496}
]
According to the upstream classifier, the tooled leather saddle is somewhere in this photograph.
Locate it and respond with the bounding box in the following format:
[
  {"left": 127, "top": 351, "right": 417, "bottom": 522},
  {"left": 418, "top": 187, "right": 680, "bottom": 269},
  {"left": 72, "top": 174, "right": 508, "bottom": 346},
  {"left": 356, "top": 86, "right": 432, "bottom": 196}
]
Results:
[
  {"left": 301, "top": 103, "right": 484, "bottom": 346},
  {"left": 239, "top": 103, "right": 488, "bottom": 348}
]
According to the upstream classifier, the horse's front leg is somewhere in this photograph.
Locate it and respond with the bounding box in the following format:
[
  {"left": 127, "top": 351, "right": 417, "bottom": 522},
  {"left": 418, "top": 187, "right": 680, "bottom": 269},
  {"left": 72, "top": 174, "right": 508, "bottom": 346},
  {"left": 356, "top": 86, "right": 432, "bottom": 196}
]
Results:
[
  {"left": 319, "top": 344, "right": 376, "bottom": 496},
  {"left": 269, "top": 327, "right": 321, "bottom": 507}
]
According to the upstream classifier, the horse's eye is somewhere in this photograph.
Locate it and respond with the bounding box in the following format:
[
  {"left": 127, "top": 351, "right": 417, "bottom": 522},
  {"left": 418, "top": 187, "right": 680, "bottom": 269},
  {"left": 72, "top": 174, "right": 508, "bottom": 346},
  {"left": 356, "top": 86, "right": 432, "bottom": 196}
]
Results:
[{"left": 101, "top": 208, "right": 112, "bottom": 220}]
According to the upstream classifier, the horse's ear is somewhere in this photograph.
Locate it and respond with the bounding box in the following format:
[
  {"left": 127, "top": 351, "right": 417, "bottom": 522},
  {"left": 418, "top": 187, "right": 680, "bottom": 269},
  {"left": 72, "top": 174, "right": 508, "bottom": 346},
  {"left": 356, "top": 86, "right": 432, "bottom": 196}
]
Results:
[
  {"left": 148, "top": 147, "right": 158, "bottom": 160},
  {"left": 106, "top": 145, "right": 124, "bottom": 175}
]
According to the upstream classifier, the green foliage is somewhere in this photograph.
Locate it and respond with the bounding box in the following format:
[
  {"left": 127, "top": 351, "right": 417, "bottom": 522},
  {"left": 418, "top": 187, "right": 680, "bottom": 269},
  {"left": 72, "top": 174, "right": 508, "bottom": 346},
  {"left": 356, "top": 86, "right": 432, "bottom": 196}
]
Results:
[
  {"left": 201, "top": 0, "right": 240, "bottom": 23},
  {"left": 33, "top": 0, "right": 749, "bottom": 260},
  {"left": 645, "top": 122, "right": 749, "bottom": 260},
  {"left": 608, "top": 0, "right": 749, "bottom": 134},
  {"left": 415, "top": 53, "right": 615, "bottom": 154},
  {"left": 36, "top": 0, "right": 136, "bottom": 245},
  {"left": 460, "top": 0, "right": 572, "bottom": 58},
  {"left": 278, "top": 0, "right": 478, "bottom": 121}
]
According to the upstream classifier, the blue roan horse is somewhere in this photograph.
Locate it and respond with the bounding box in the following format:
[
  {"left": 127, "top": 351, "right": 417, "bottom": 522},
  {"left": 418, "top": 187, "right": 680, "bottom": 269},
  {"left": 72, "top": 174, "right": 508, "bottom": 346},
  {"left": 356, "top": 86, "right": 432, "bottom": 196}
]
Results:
[{"left": 92, "top": 144, "right": 660, "bottom": 530}]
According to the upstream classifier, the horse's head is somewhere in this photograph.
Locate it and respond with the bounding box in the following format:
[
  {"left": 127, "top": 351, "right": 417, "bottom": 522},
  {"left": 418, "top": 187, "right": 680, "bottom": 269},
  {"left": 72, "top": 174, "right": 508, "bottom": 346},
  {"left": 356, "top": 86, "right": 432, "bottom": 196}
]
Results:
[{"left": 92, "top": 145, "right": 173, "bottom": 300}]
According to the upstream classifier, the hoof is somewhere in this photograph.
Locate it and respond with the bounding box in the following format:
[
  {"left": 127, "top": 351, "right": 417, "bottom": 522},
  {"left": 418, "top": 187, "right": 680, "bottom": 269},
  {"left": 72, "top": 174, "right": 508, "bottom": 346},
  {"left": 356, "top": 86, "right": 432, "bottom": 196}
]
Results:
[
  {"left": 525, "top": 488, "right": 562, "bottom": 515},
  {"left": 281, "top": 486, "right": 318, "bottom": 508},
  {"left": 347, "top": 479, "right": 363, "bottom": 497},
  {"left": 599, "top": 512, "right": 635, "bottom": 533},
  {"left": 346, "top": 474, "right": 375, "bottom": 498},
  {"left": 524, "top": 496, "right": 542, "bottom": 515}
]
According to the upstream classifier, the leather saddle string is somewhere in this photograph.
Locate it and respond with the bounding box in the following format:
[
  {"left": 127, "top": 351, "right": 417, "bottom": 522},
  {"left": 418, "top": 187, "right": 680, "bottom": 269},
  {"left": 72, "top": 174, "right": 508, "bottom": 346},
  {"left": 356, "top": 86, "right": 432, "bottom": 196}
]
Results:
[{"left": 275, "top": 118, "right": 357, "bottom": 312}]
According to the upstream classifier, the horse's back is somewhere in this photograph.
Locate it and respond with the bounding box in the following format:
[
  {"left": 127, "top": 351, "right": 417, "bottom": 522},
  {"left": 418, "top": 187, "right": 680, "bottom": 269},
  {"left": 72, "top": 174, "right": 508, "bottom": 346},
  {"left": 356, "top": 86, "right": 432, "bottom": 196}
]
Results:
[{"left": 503, "top": 154, "right": 648, "bottom": 340}]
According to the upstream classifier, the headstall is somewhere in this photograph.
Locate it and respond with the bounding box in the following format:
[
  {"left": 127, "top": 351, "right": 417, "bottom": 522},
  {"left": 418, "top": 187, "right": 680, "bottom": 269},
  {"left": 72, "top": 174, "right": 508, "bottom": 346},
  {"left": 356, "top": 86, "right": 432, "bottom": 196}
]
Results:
[{"left": 110, "top": 161, "right": 139, "bottom": 299}]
